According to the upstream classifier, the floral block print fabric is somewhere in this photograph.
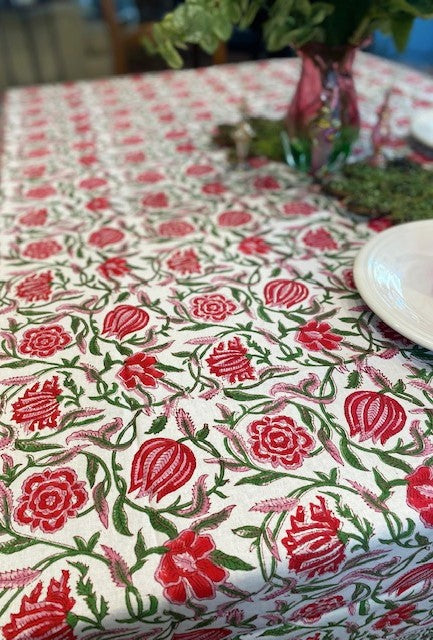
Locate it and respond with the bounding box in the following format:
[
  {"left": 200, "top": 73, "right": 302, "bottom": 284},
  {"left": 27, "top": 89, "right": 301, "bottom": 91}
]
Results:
[{"left": 0, "top": 53, "right": 433, "bottom": 640}]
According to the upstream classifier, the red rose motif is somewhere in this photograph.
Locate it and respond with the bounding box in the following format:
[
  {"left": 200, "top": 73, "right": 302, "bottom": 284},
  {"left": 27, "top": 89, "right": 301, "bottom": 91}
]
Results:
[
  {"left": 368, "top": 216, "right": 393, "bottom": 232},
  {"left": 173, "top": 631, "right": 231, "bottom": 640},
  {"left": 342, "top": 268, "right": 356, "bottom": 290},
  {"left": 79, "top": 177, "right": 107, "bottom": 189},
  {"left": 26, "top": 148, "right": 49, "bottom": 159},
  {"left": 79, "top": 154, "right": 98, "bottom": 166},
  {"left": 12, "top": 376, "right": 62, "bottom": 432},
  {"left": 281, "top": 497, "right": 345, "bottom": 578},
  {"left": 296, "top": 320, "right": 343, "bottom": 351},
  {"left": 86, "top": 197, "right": 110, "bottom": 211},
  {"left": 18, "top": 325, "right": 72, "bottom": 358},
  {"left": 23, "top": 239, "right": 62, "bottom": 260},
  {"left": 136, "top": 170, "right": 164, "bottom": 183},
  {"left": 373, "top": 604, "right": 416, "bottom": 630},
  {"left": 253, "top": 175, "right": 280, "bottom": 190},
  {"left": 125, "top": 151, "right": 145, "bottom": 163},
  {"left": 2, "top": 571, "right": 76, "bottom": 640},
  {"left": 264, "top": 279, "right": 309, "bottom": 309},
  {"left": 118, "top": 353, "right": 164, "bottom": 389},
  {"left": 158, "top": 220, "right": 195, "bottom": 237},
  {"left": 142, "top": 192, "right": 168, "bottom": 208},
  {"left": 14, "top": 468, "right": 88, "bottom": 533},
  {"left": 88, "top": 227, "right": 124, "bottom": 248},
  {"left": 102, "top": 304, "right": 149, "bottom": 339},
  {"left": 176, "top": 142, "right": 196, "bottom": 153},
  {"left": 167, "top": 248, "right": 201, "bottom": 274},
  {"left": 218, "top": 210, "right": 252, "bottom": 227},
  {"left": 248, "top": 415, "right": 315, "bottom": 469},
  {"left": 23, "top": 164, "right": 45, "bottom": 179},
  {"left": 25, "top": 185, "right": 56, "bottom": 199},
  {"left": 129, "top": 437, "right": 196, "bottom": 501},
  {"left": 291, "top": 595, "right": 345, "bottom": 623},
  {"left": 190, "top": 294, "right": 236, "bottom": 322},
  {"left": 238, "top": 236, "right": 270, "bottom": 255},
  {"left": 344, "top": 390, "right": 406, "bottom": 445},
  {"left": 16, "top": 271, "right": 52, "bottom": 302},
  {"left": 155, "top": 529, "right": 227, "bottom": 604},
  {"left": 98, "top": 256, "right": 129, "bottom": 279},
  {"left": 202, "top": 182, "right": 226, "bottom": 195},
  {"left": 19, "top": 208, "right": 47, "bottom": 226},
  {"left": 377, "top": 320, "right": 412, "bottom": 346},
  {"left": 406, "top": 466, "right": 433, "bottom": 527},
  {"left": 283, "top": 202, "right": 317, "bottom": 216},
  {"left": 387, "top": 562, "right": 433, "bottom": 596},
  {"left": 186, "top": 164, "right": 214, "bottom": 176},
  {"left": 207, "top": 336, "right": 255, "bottom": 383},
  {"left": 303, "top": 228, "right": 337, "bottom": 250}
]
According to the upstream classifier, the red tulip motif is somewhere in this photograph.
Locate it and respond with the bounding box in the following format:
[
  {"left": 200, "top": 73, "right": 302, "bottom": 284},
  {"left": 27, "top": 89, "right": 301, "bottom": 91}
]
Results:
[
  {"left": 102, "top": 305, "right": 149, "bottom": 340},
  {"left": 264, "top": 279, "right": 309, "bottom": 309},
  {"left": 344, "top": 390, "right": 406, "bottom": 445},
  {"left": 129, "top": 437, "right": 196, "bottom": 501}
]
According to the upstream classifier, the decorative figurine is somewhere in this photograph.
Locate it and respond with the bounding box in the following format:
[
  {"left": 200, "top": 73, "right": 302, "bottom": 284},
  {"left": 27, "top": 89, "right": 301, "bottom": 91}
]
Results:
[{"left": 231, "top": 99, "right": 255, "bottom": 166}]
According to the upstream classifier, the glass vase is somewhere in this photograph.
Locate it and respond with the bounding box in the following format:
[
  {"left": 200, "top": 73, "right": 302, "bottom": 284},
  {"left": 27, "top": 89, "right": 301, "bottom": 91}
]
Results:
[{"left": 283, "top": 43, "right": 360, "bottom": 175}]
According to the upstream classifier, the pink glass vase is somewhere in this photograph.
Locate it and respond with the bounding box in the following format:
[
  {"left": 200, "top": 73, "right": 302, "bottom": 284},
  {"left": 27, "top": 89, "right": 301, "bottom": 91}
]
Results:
[{"left": 283, "top": 43, "right": 360, "bottom": 174}]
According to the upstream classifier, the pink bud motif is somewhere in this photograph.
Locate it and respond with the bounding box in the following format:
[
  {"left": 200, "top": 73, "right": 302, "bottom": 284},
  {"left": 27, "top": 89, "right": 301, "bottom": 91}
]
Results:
[
  {"left": 264, "top": 279, "right": 309, "bottom": 309},
  {"left": 102, "top": 305, "right": 149, "bottom": 340},
  {"left": 344, "top": 390, "right": 406, "bottom": 445},
  {"left": 129, "top": 437, "right": 196, "bottom": 501}
]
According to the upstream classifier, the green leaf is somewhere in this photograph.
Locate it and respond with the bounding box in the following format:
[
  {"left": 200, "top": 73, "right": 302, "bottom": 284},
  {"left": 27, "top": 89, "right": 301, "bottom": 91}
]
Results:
[
  {"left": 85, "top": 455, "right": 100, "bottom": 488},
  {"left": 390, "top": 13, "right": 414, "bottom": 50},
  {"left": 89, "top": 336, "right": 101, "bottom": 356},
  {"left": 146, "top": 415, "right": 168, "bottom": 434},
  {"left": 113, "top": 496, "right": 133, "bottom": 536},
  {"left": 115, "top": 343, "right": 133, "bottom": 356},
  {"left": 339, "top": 438, "right": 367, "bottom": 471},
  {"left": 147, "top": 509, "right": 178, "bottom": 539},
  {"left": 196, "top": 424, "right": 209, "bottom": 440},
  {"left": 0, "top": 537, "right": 37, "bottom": 554},
  {"left": 346, "top": 371, "right": 361, "bottom": 389},
  {"left": 223, "top": 389, "right": 267, "bottom": 402},
  {"left": 378, "top": 452, "right": 413, "bottom": 474},
  {"left": 193, "top": 506, "right": 234, "bottom": 533},
  {"left": 134, "top": 529, "right": 147, "bottom": 560},
  {"left": 116, "top": 291, "right": 130, "bottom": 303},
  {"left": 66, "top": 612, "right": 79, "bottom": 628},
  {"left": 236, "top": 470, "right": 286, "bottom": 486},
  {"left": 211, "top": 549, "right": 254, "bottom": 571},
  {"left": 154, "top": 363, "right": 183, "bottom": 372},
  {"left": 257, "top": 305, "right": 272, "bottom": 323},
  {"left": 232, "top": 525, "right": 261, "bottom": 538},
  {"left": 15, "top": 439, "right": 62, "bottom": 452}
]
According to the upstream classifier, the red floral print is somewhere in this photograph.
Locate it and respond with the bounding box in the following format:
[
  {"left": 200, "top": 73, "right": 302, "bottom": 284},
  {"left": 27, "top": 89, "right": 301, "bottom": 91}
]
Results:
[
  {"left": 79, "top": 154, "right": 98, "bottom": 166},
  {"left": 158, "top": 220, "right": 195, "bottom": 237},
  {"left": 155, "top": 530, "right": 227, "bottom": 604},
  {"left": 344, "top": 390, "right": 406, "bottom": 445},
  {"left": 254, "top": 175, "right": 280, "bottom": 190},
  {"left": 2, "top": 571, "right": 76, "bottom": 640},
  {"left": 264, "top": 279, "right": 309, "bottom": 309},
  {"left": 296, "top": 320, "right": 343, "bottom": 351},
  {"left": 368, "top": 216, "right": 393, "bottom": 232},
  {"left": 102, "top": 305, "right": 149, "bottom": 339},
  {"left": 142, "top": 192, "right": 168, "bottom": 208},
  {"left": 406, "top": 466, "right": 433, "bottom": 527},
  {"left": 342, "top": 268, "right": 356, "bottom": 290},
  {"left": 14, "top": 468, "right": 88, "bottom": 533},
  {"left": 173, "top": 631, "right": 231, "bottom": 640},
  {"left": 87, "top": 197, "right": 110, "bottom": 211},
  {"left": 118, "top": 353, "right": 164, "bottom": 389},
  {"left": 16, "top": 271, "right": 52, "bottom": 302},
  {"left": 167, "top": 248, "right": 201, "bottom": 274},
  {"left": 282, "top": 202, "right": 317, "bottom": 216},
  {"left": 373, "top": 604, "right": 416, "bottom": 630},
  {"left": 129, "top": 437, "right": 196, "bottom": 501},
  {"left": 248, "top": 415, "right": 315, "bottom": 469},
  {"left": 25, "top": 185, "right": 56, "bottom": 199},
  {"left": 292, "top": 595, "right": 345, "bottom": 623},
  {"left": 303, "top": 228, "right": 338, "bottom": 250},
  {"left": 12, "top": 377, "right": 62, "bottom": 431},
  {"left": 186, "top": 164, "right": 214, "bottom": 176},
  {"left": 19, "top": 208, "right": 47, "bottom": 226},
  {"left": 125, "top": 151, "right": 145, "bottom": 163},
  {"left": 190, "top": 294, "right": 236, "bottom": 322},
  {"left": 207, "top": 336, "right": 255, "bottom": 383},
  {"left": 282, "top": 497, "right": 345, "bottom": 577},
  {"left": 238, "top": 236, "right": 270, "bottom": 255},
  {"left": 176, "top": 142, "right": 196, "bottom": 153},
  {"left": 136, "top": 170, "right": 164, "bottom": 183},
  {"left": 18, "top": 325, "right": 72, "bottom": 358},
  {"left": 79, "top": 177, "right": 107, "bottom": 189},
  {"left": 23, "top": 165, "right": 45, "bottom": 179},
  {"left": 377, "top": 320, "right": 412, "bottom": 346},
  {"left": 88, "top": 227, "right": 124, "bottom": 248},
  {"left": 23, "top": 239, "right": 61, "bottom": 260},
  {"left": 202, "top": 182, "right": 226, "bottom": 195},
  {"left": 387, "top": 562, "right": 433, "bottom": 596},
  {"left": 98, "top": 256, "right": 129, "bottom": 279},
  {"left": 218, "top": 210, "right": 252, "bottom": 227}
]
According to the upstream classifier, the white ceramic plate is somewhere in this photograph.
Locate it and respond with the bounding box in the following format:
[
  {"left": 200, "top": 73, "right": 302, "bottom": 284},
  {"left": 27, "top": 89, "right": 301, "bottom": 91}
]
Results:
[
  {"left": 354, "top": 220, "right": 433, "bottom": 351},
  {"left": 411, "top": 110, "right": 433, "bottom": 149}
]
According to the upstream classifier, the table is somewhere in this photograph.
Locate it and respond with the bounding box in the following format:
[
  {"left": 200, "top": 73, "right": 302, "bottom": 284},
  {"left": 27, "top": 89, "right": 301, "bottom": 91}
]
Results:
[{"left": 0, "top": 53, "right": 433, "bottom": 640}]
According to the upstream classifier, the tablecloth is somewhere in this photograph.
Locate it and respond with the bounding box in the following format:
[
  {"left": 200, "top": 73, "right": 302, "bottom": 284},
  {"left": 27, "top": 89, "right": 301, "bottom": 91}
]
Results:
[{"left": 0, "top": 52, "right": 433, "bottom": 640}]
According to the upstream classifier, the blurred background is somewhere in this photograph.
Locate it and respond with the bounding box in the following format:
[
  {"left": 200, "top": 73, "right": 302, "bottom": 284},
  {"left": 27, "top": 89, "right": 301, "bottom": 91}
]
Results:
[{"left": 1, "top": 0, "right": 433, "bottom": 89}]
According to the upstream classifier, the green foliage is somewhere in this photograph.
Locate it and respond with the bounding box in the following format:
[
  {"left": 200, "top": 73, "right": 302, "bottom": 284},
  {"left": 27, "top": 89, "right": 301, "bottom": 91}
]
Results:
[{"left": 144, "top": 0, "right": 433, "bottom": 67}]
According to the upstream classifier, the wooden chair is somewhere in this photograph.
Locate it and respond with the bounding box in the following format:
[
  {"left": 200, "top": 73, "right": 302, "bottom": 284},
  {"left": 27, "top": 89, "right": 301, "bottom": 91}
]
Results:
[{"left": 100, "top": 0, "right": 227, "bottom": 75}]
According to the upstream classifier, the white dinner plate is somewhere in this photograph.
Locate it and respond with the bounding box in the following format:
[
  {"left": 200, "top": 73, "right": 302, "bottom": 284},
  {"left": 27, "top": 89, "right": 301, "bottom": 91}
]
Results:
[
  {"left": 411, "top": 110, "right": 433, "bottom": 149},
  {"left": 354, "top": 220, "right": 433, "bottom": 351}
]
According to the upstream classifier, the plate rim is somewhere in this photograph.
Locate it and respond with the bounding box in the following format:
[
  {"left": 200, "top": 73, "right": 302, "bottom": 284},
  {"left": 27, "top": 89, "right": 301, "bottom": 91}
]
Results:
[{"left": 353, "top": 219, "right": 433, "bottom": 352}]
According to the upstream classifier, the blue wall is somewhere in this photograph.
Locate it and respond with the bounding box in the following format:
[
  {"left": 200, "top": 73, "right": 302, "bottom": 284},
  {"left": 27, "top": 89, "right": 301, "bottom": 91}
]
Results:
[{"left": 369, "top": 19, "right": 433, "bottom": 69}]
